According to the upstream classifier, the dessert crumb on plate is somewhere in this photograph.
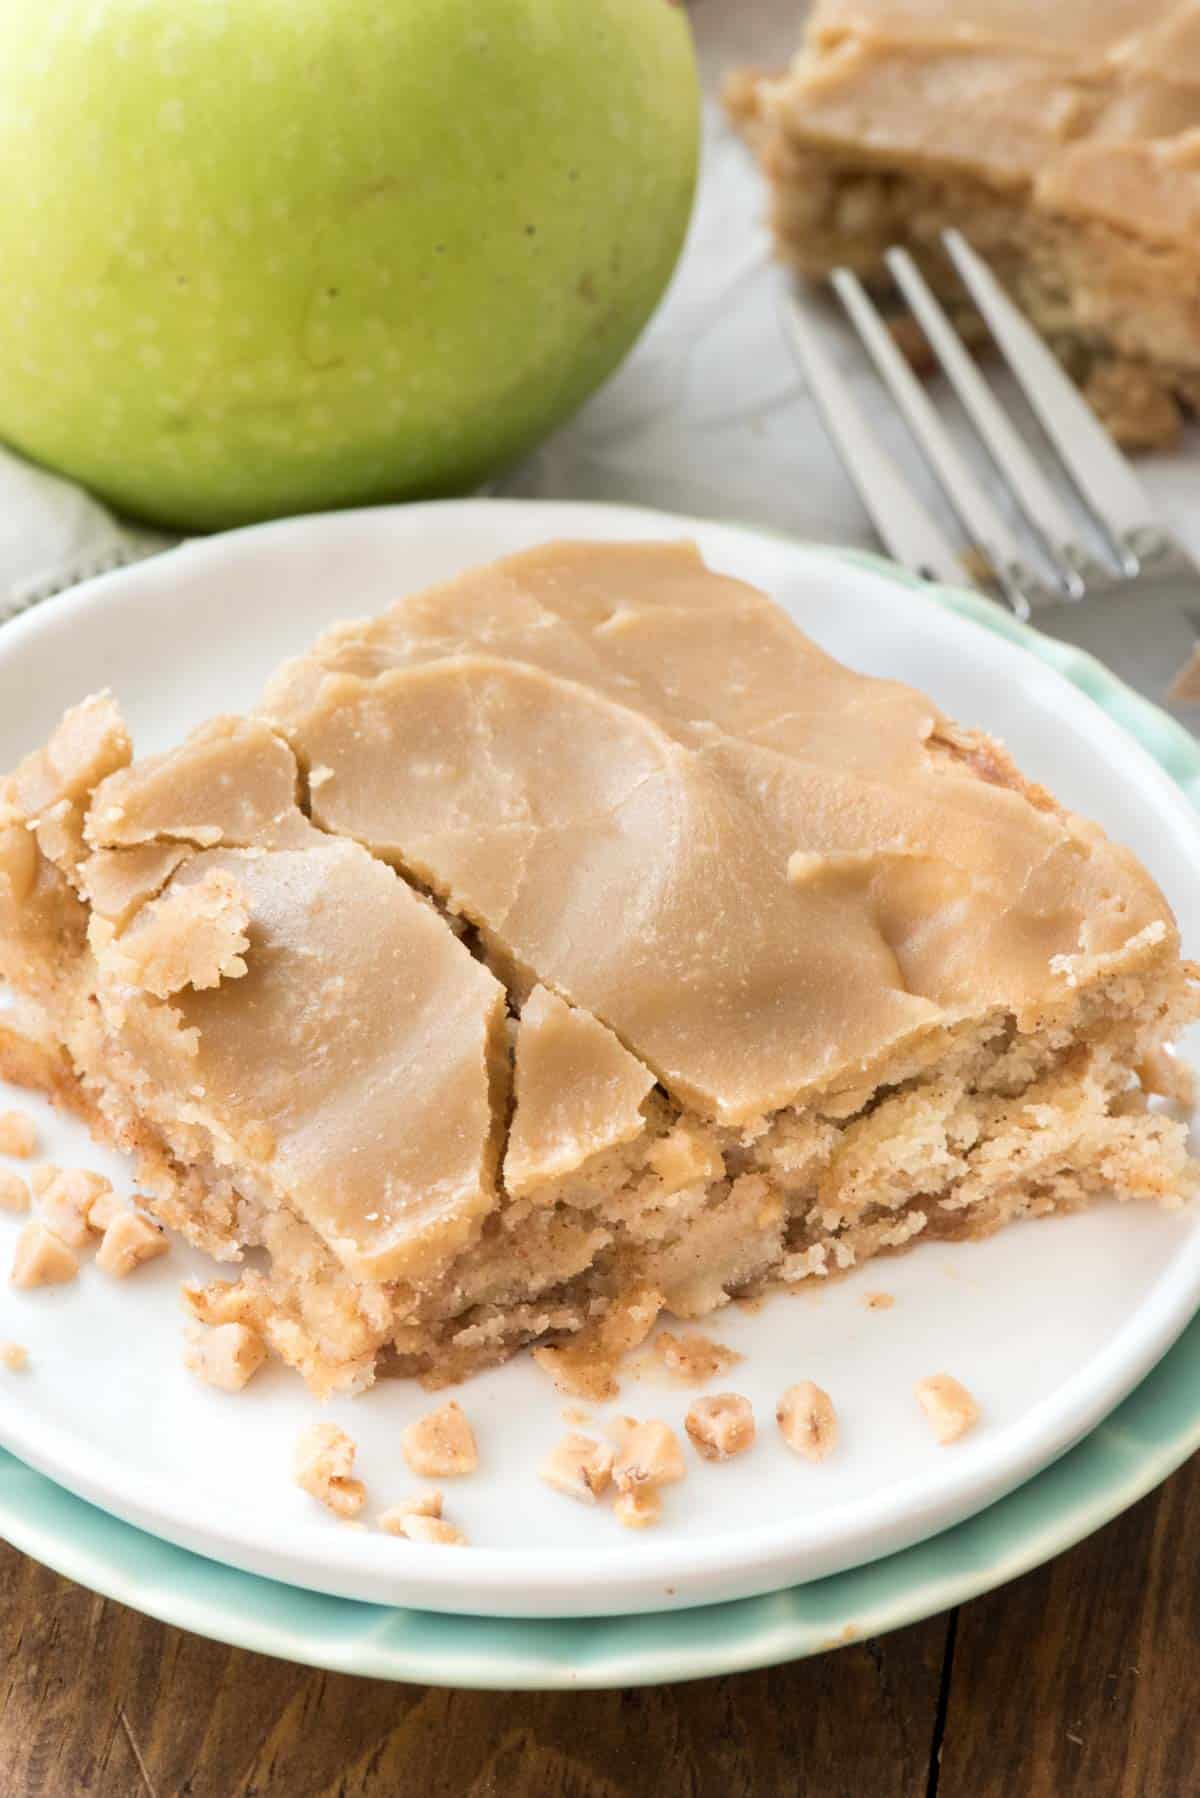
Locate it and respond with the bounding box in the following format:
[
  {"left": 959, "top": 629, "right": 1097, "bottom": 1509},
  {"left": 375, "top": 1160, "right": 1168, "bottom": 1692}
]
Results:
[
  {"left": 38, "top": 1168, "right": 110, "bottom": 1249},
  {"left": 10, "top": 1219, "right": 78, "bottom": 1289},
  {"left": 294, "top": 1422, "right": 366, "bottom": 1519},
  {"left": 0, "top": 1171, "right": 29, "bottom": 1214},
  {"left": 539, "top": 1432, "right": 615, "bottom": 1504},
  {"left": 0, "top": 1109, "right": 37, "bottom": 1159},
  {"left": 684, "top": 1393, "right": 756, "bottom": 1461},
  {"left": 777, "top": 1382, "right": 838, "bottom": 1462},
  {"left": 185, "top": 1322, "right": 267, "bottom": 1393},
  {"left": 398, "top": 1514, "right": 467, "bottom": 1547},
  {"left": 915, "top": 1374, "right": 981, "bottom": 1445},
  {"left": 95, "top": 1209, "right": 168, "bottom": 1279},
  {"left": 401, "top": 1401, "right": 478, "bottom": 1478},
  {"left": 652, "top": 1330, "right": 743, "bottom": 1385},
  {"left": 379, "top": 1490, "right": 443, "bottom": 1533}
]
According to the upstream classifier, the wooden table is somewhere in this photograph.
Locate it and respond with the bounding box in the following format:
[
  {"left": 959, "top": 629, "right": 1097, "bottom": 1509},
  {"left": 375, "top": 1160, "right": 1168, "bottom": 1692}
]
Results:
[{"left": 3, "top": 1448, "right": 1196, "bottom": 1797}]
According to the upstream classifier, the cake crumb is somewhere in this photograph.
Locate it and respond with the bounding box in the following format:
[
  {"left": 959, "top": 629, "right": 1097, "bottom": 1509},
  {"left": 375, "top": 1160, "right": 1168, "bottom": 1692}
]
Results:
[
  {"left": 560, "top": 1406, "right": 592, "bottom": 1428},
  {"left": 777, "top": 1381, "right": 838, "bottom": 1462},
  {"left": 27, "top": 1164, "right": 58, "bottom": 1199},
  {"left": 0, "top": 1110, "right": 37, "bottom": 1159},
  {"left": 1, "top": 1342, "right": 28, "bottom": 1371},
  {"left": 95, "top": 1208, "right": 168, "bottom": 1277},
  {"left": 532, "top": 1285, "right": 664, "bottom": 1401},
  {"left": 613, "top": 1418, "right": 686, "bottom": 1494},
  {"left": 653, "top": 1330, "right": 743, "bottom": 1386},
  {"left": 864, "top": 1291, "right": 895, "bottom": 1311},
  {"left": 614, "top": 1486, "right": 662, "bottom": 1530},
  {"left": 396, "top": 1514, "right": 467, "bottom": 1546},
  {"left": 539, "top": 1432, "right": 615, "bottom": 1504},
  {"left": 11, "top": 1219, "right": 78, "bottom": 1289},
  {"left": 533, "top": 1353, "right": 619, "bottom": 1402},
  {"left": 915, "top": 1373, "right": 980, "bottom": 1445},
  {"left": 86, "top": 1187, "right": 127, "bottom": 1233},
  {"left": 39, "top": 1169, "right": 111, "bottom": 1249},
  {"left": 0, "top": 1171, "right": 30, "bottom": 1215},
  {"left": 185, "top": 1322, "right": 267, "bottom": 1392},
  {"left": 379, "top": 1491, "right": 443, "bottom": 1533},
  {"left": 685, "top": 1393, "right": 756, "bottom": 1462},
  {"left": 401, "top": 1400, "right": 478, "bottom": 1477},
  {"left": 294, "top": 1421, "right": 366, "bottom": 1518},
  {"left": 181, "top": 1278, "right": 252, "bottom": 1329}
]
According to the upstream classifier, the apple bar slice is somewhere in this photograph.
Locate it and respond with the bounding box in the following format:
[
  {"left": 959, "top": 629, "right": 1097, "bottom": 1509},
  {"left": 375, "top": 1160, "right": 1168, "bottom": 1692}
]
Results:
[{"left": 0, "top": 539, "right": 1196, "bottom": 1401}]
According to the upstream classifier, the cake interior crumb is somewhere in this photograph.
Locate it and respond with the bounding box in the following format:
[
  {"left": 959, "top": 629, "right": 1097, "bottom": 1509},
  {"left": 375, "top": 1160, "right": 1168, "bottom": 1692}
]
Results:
[
  {"left": 0, "top": 1170, "right": 30, "bottom": 1214},
  {"left": 0, "top": 1109, "right": 37, "bottom": 1159},
  {"left": 650, "top": 1330, "right": 743, "bottom": 1386}
]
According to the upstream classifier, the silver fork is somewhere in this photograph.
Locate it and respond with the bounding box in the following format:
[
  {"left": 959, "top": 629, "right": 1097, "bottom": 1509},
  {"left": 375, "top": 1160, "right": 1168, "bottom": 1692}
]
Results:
[{"left": 783, "top": 229, "right": 1200, "bottom": 727}]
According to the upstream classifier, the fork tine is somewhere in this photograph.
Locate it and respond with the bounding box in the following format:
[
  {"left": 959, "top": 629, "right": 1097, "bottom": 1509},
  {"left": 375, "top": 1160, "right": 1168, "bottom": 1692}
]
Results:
[
  {"left": 941, "top": 230, "right": 1161, "bottom": 574},
  {"left": 780, "top": 291, "right": 968, "bottom": 589},
  {"left": 884, "top": 247, "right": 1094, "bottom": 598},
  {"left": 831, "top": 268, "right": 1060, "bottom": 618}
]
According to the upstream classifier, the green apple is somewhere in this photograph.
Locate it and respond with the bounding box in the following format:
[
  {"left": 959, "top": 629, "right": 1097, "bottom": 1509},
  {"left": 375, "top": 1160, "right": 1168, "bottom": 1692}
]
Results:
[{"left": 0, "top": 0, "right": 698, "bottom": 531}]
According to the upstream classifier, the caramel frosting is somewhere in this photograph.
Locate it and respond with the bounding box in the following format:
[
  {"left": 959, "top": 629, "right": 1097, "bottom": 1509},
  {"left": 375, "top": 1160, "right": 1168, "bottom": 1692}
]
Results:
[
  {"left": 763, "top": 0, "right": 1200, "bottom": 243},
  {"left": 80, "top": 717, "right": 508, "bottom": 1284},
  {"left": 79, "top": 841, "right": 189, "bottom": 929},
  {"left": 85, "top": 715, "right": 312, "bottom": 853},
  {"left": 505, "top": 985, "right": 657, "bottom": 1198},
  {"left": 264, "top": 540, "right": 1171, "bottom": 1127},
  {"left": 0, "top": 691, "right": 131, "bottom": 881}
]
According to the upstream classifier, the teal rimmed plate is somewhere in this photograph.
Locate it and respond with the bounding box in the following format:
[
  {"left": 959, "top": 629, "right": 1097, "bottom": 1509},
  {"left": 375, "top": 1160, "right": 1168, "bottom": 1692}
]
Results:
[{"left": 4, "top": 1318, "right": 1199, "bottom": 1687}]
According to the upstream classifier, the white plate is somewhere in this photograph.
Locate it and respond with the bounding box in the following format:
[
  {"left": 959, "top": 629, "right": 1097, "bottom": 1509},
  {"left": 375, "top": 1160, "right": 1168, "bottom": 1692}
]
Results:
[{"left": 1, "top": 498, "right": 1198, "bottom": 1620}]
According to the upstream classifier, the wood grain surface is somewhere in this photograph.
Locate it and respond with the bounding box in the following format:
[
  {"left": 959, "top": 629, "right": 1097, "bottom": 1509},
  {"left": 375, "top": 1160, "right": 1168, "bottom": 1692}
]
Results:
[{"left": 4, "top": 1450, "right": 1198, "bottom": 1797}]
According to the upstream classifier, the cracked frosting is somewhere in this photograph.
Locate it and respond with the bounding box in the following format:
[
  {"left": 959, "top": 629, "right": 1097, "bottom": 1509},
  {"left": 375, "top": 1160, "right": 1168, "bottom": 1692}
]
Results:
[
  {"left": 760, "top": 0, "right": 1200, "bottom": 243},
  {"left": 263, "top": 539, "right": 1172, "bottom": 1127},
  {"left": 0, "top": 691, "right": 131, "bottom": 882},
  {"left": 85, "top": 714, "right": 313, "bottom": 853},
  {"left": 79, "top": 717, "right": 508, "bottom": 1283},
  {"left": 505, "top": 985, "right": 657, "bottom": 1199}
]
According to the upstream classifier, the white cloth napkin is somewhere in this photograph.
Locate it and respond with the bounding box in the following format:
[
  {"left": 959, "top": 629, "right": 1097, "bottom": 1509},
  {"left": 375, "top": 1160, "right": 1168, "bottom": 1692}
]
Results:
[
  {"left": 4, "top": 0, "right": 1197, "bottom": 623},
  {"left": 0, "top": 448, "right": 172, "bottom": 626}
]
